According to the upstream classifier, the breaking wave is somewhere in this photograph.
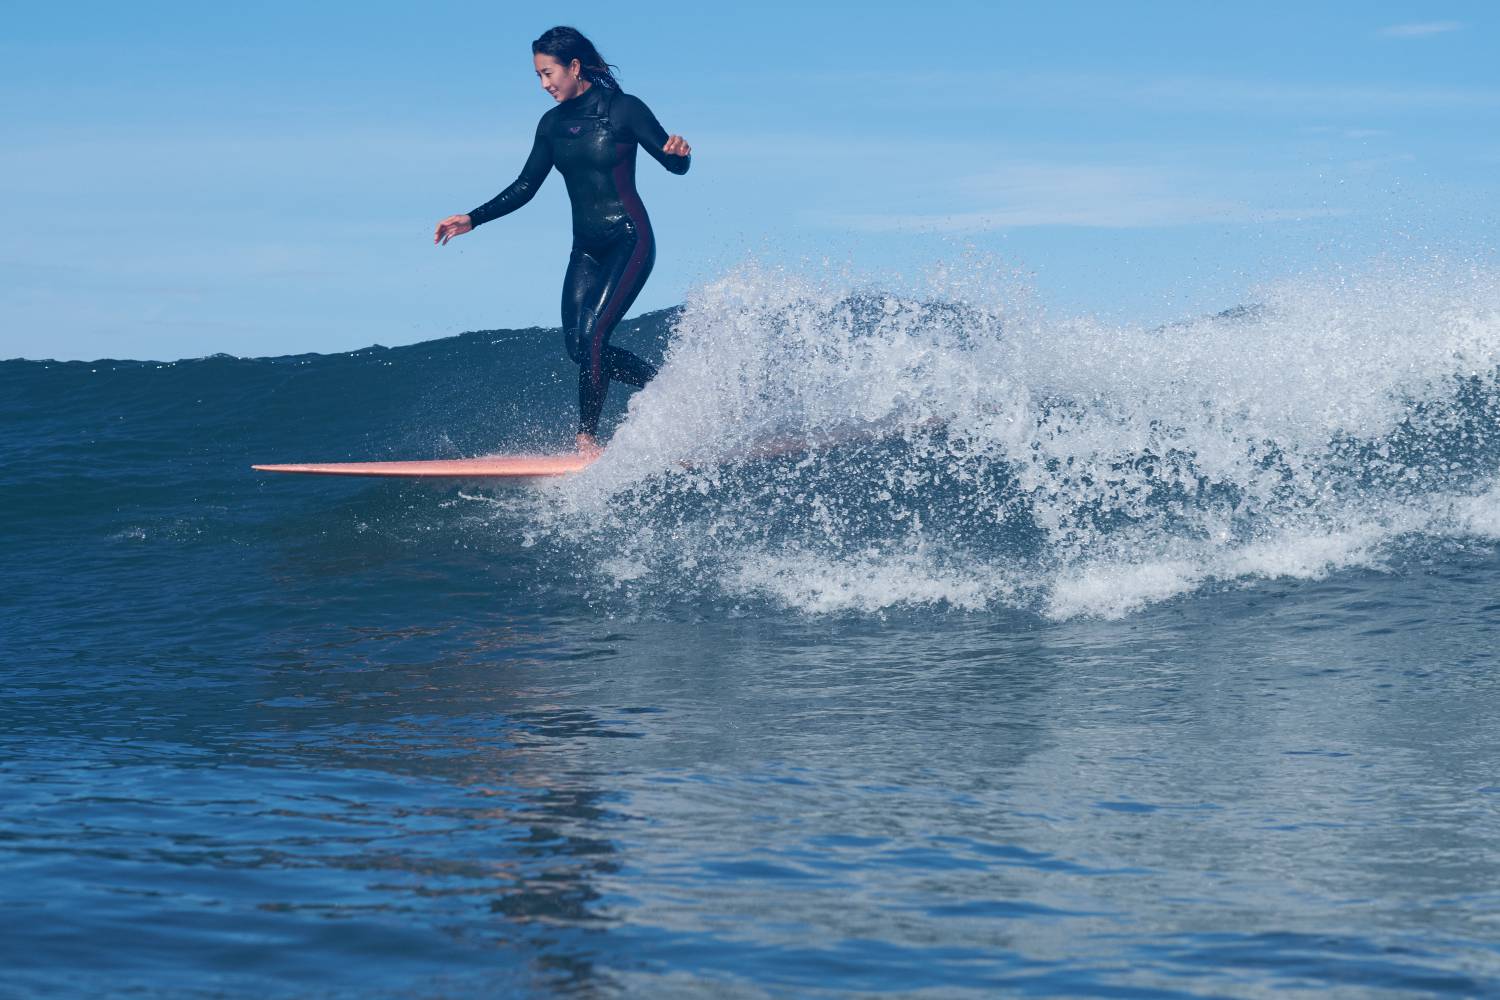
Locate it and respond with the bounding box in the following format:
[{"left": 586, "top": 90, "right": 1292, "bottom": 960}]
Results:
[{"left": 528, "top": 256, "right": 1500, "bottom": 618}]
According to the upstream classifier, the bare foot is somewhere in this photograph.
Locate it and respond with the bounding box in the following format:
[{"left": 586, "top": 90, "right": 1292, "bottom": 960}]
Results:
[{"left": 575, "top": 433, "right": 604, "bottom": 459}]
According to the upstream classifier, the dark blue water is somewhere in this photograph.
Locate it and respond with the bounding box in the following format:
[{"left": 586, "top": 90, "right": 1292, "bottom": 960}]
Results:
[{"left": 6, "top": 273, "right": 1500, "bottom": 996}]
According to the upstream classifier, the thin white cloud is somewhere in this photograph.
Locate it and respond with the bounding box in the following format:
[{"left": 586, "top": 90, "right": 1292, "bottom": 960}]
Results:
[
  {"left": 1120, "top": 76, "right": 1494, "bottom": 112},
  {"left": 826, "top": 204, "right": 1346, "bottom": 233},
  {"left": 816, "top": 162, "right": 1346, "bottom": 232},
  {"left": 1302, "top": 126, "right": 1392, "bottom": 139},
  {"left": 1379, "top": 21, "right": 1462, "bottom": 38}
]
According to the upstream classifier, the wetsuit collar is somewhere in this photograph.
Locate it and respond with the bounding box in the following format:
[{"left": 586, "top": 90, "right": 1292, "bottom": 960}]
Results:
[{"left": 560, "top": 83, "right": 601, "bottom": 108}]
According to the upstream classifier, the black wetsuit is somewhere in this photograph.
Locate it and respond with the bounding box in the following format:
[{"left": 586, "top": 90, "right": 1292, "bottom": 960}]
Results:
[{"left": 467, "top": 83, "right": 690, "bottom": 437}]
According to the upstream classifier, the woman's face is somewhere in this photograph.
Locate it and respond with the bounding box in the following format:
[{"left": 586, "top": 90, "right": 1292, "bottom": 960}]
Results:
[{"left": 534, "top": 54, "right": 587, "bottom": 102}]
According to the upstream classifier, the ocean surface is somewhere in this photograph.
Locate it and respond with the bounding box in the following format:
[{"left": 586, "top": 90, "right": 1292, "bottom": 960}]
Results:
[{"left": 5, "top": 262, "right": 1500, "bottom": 997}]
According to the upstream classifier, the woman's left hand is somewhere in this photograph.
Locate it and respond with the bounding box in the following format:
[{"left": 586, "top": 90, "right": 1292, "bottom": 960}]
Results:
[{"left": 663, "top": 135, "right": 692, "bottom": 157}]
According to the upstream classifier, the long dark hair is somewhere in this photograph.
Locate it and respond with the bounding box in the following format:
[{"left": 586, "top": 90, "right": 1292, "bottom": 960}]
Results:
[{"left": 532, "top": 26, "right": 619, "bottom": 90}]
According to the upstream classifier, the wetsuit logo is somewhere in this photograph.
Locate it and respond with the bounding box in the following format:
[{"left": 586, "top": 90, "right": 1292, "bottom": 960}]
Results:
[{"left": 569, "top": 125, "right": 582, "bottom": 134}]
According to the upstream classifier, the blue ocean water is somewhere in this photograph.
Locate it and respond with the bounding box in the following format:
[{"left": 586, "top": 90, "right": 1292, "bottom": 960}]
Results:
[{"left": 5, "top": 262, "right": 1500, "bottom": 997}]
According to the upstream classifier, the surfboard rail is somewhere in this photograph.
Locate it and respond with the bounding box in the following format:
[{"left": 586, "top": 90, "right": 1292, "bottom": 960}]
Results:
[
  {"left": 252, "top": 454, "right": 596, "bottom": 479},
  {"left": 254, "top": 423, "right": 892, "bottom": 481}
]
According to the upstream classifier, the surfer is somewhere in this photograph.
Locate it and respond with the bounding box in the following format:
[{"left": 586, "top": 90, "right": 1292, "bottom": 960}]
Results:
[{"left": 433, "top": 25, "right": 692, "bottom": 457}]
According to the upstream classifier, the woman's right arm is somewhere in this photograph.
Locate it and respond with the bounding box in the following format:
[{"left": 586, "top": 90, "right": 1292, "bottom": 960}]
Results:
[{"left": 434, "top": 121, "right": 552, "bottom": 244}]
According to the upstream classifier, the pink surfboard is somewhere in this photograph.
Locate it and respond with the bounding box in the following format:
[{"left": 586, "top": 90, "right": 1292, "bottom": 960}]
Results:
[
  {"left": 254, "top": 423, "right": 890, "bottom": 482},
  {"left": 252, "top": 454, "right": 597, "bottom": 480}
]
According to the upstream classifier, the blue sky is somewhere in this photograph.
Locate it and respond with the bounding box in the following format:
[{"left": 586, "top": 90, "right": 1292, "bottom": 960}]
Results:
[{"left": 3, "top": 2, "right": 1497, "bottom": 360}]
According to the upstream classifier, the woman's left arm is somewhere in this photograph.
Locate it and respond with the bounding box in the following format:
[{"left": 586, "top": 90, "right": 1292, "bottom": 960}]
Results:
[{"left": 622, "top": 94, "right": 691, "bottom": 175}]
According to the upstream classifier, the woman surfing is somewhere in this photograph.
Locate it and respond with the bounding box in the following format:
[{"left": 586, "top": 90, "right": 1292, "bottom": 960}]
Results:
[{"left": 433, "top": 26, "right": 692, "bottom": 458}]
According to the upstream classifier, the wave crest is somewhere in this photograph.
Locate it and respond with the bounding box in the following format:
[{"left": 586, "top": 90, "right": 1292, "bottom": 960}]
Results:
[{"left": 538, "top": 257, "right": 1500, "bottom": 618}]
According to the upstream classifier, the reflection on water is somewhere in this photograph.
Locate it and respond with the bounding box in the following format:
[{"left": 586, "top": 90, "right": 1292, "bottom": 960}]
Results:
[{"left": 5, "top": 539, "right": 1500, "bottom": 995}]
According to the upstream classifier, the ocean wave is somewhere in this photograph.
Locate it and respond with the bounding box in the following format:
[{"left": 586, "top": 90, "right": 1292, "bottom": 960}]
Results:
[{"left": 535, "top": 257, "right": 1500, "bottom": 618}]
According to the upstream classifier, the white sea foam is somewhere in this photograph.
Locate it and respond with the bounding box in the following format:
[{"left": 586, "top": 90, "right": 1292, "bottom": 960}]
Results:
[{"left": 536, "top": 256, "right": 1500, "bottom": 618}]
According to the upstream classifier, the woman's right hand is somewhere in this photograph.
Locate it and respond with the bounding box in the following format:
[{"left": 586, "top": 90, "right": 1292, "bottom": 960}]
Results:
[{"left": 433, "top": 214, "right": 473, "bottom": 245}]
